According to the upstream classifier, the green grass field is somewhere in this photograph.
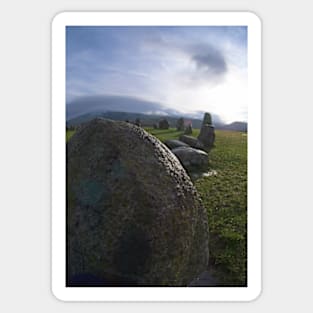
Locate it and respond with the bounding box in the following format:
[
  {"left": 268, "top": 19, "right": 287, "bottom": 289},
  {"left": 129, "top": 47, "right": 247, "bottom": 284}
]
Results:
[
  {"left": 195, "top": 130, "right": 247, "bottom": 286},
  {"left": 67, "top": 126, "right": 247, "bottom": 286}
]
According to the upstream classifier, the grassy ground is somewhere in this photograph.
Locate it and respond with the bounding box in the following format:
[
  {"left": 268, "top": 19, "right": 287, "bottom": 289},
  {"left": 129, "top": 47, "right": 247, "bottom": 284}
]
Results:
[
  {"left": 66, "top": 126, "right": 247, "bottom": 286},
  {"left": 194, "top": 130, "right": 247, "bottom": 286},
  {"left": 145, "top": 128, "right": 247, "bottom": 286}
]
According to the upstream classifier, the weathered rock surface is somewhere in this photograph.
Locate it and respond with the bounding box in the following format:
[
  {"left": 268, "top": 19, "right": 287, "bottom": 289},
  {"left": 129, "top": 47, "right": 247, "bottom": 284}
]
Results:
[
  {"left": 197, "top": 124, "right": 215, "bottom": 149},
  {"left": 164, "top": 139, "right": 189, "bottom": 150},
  {"left": 67, "top": 118, "right": 209, "bottom": 286},
  {"left": 172, "top": 146, "right": 209, "bottom": 169},
  {"left": 179, "top": 135, "right": 204, "bottom": 149}
]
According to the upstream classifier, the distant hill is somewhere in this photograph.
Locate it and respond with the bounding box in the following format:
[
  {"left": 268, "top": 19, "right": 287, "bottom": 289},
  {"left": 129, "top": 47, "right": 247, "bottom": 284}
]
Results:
[
  {"left": 66, "top": 94, "right": 247, "bottom": 132},
  {"left": 67, "top": 110, "right": 247, "bottom": 133},
  {"left": 67, "top": 111, "right": 205, "bottom": 129},
  {"left": 66, "top": 95, "right": 179, "bottom": 120},
  {"left": 221, "top": 121, "right": 247, "bottom": 132},
  {"left": 66, "top": 94, "right": 224, "bottom": 126}
]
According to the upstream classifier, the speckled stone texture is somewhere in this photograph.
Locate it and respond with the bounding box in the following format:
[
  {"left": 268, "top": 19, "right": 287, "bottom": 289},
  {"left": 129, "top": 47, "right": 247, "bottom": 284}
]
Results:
[{"left": 67, "top": 118, "right": 209, "bottom": 286}]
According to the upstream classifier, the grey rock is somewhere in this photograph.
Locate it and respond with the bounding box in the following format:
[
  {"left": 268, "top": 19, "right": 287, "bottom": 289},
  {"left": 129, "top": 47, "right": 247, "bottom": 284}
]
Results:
[
  {"left": 202, "top": 112, "right": 213, "bottom": 126},
  {"left": 172, "top": 146, "right": 209, "bottom": 169},
  {"left": 184, "top": 124, "right": 192, "bottom": 135},
  {"left": 164, "top": 139, "right": 189, "bottom": 150},
  {"left": 197, "top": 125, "right": 215, "bottom": 149},
  {"left": 179, "top": 135, "right": 204, "bottom": 149},
  {"left": 67, "top": 118, "right": 209, "bottom": 286},
  {"left": 176, "top": 117, "right": 185, "bottom": 131}
]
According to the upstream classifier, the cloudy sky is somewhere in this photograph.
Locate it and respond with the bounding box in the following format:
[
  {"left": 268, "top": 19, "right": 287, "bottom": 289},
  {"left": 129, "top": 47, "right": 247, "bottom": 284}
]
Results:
[{"left": 66, "top": 26, "right": 247, "bottom": 123}]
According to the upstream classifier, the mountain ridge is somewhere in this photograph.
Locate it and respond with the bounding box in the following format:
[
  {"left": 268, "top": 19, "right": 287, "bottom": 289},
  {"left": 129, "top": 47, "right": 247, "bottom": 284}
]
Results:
[{"left": 67, "top": 110, "right": 247, "bottom": 132}]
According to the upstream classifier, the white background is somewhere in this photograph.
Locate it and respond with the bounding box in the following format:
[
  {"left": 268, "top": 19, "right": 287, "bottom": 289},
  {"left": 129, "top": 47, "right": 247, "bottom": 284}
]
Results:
[{"left": 0, "top": 0, "right": 312, "bottom": 311}]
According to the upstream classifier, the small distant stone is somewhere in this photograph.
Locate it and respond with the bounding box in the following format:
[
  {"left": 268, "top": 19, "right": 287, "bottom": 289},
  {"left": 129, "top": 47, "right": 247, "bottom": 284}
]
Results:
[{"left": 176, "top": 117, "right": 185, "bottom": 131}]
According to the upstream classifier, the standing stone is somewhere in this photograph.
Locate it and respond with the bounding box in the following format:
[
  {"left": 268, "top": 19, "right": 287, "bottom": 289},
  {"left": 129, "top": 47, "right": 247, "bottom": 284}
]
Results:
[
  {"left": 184, "top": 124, "right": 193, "bottom": 135},
  {"left": 67, "top": 118, "right": 209, "bottom": 286},
  {"left": 176, "top": 117, "right": 185, "bottom": 131},
  {"left": 197, "top": 125, "right": 215, "bottom": 148},
  {"left": 197, "top": 112, "right": 215, "bottom": 149},
  {"left": 202, "top": 112, "right": 212, "bottom": 126}
]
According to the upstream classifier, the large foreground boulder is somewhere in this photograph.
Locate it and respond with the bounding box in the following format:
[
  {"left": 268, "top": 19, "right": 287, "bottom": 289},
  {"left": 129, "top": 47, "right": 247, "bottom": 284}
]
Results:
[{"left": 67, "top": 118, "right": 209, "bottom": 286}]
